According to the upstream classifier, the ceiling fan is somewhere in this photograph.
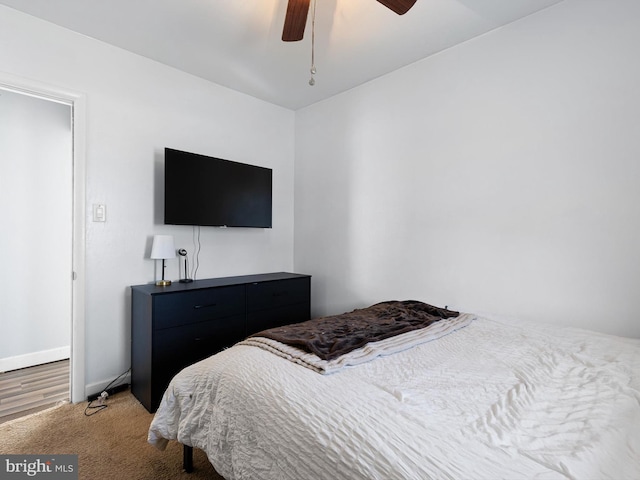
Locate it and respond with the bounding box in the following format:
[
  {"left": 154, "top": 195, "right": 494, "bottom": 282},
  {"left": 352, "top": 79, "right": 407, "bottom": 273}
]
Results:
[{"left": 282, "top": 0, "right": 418, "bottom": 42}]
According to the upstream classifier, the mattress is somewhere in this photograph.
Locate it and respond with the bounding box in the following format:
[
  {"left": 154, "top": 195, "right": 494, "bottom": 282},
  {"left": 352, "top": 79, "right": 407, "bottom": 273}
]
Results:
[{"left": 149, "top": 314, "right": 640, "bottom": 480}]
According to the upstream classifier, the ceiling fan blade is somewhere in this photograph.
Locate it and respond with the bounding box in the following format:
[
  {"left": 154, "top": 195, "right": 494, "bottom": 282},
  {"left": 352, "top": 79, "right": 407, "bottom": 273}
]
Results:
[
  {"left": 376, "top": 0, "right": 417, "bottom": 15},
  {"left": 282, "top": 0, "right": 311, "bottom": 42}
]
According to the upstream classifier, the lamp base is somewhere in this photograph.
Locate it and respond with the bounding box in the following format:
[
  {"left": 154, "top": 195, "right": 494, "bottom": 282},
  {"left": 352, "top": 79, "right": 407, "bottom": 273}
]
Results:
[
  {"left": 156, "top": 279, "right": 172, "bottom": 286},
  {"left": 179, "top": 278, "right": 193, "bottom": 283}
]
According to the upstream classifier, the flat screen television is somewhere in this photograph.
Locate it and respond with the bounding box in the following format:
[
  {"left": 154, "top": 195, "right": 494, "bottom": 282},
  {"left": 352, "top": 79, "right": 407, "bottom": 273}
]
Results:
[{"left": 164, "top": 148, "right": 272, "bottom": 228}]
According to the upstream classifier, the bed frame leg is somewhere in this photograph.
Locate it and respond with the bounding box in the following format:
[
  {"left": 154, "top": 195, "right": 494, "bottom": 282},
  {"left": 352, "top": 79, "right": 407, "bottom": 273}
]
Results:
[{"left": 183, "top": 445, "right": 193, "bottom": 473}]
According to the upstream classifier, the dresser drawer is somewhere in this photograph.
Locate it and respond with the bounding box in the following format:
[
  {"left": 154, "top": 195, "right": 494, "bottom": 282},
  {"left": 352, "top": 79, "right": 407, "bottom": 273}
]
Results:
[
  {"left": 153, "top": 285, "right": 244, "bottom": 330},
  {"left": 153, "top": 314, "right": 245, "bottom": 367},
  {"left": 246, "top": 278, "right": 310, "bottom": 312},
  {"left": 248, "top": 302, "right": 310, "bottom": 333}
]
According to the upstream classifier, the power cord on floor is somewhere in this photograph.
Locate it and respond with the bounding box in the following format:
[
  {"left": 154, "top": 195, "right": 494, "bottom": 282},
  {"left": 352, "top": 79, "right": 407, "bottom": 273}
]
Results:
[{"left": 84, "top": 368, "right": 131, "bottom": 416}]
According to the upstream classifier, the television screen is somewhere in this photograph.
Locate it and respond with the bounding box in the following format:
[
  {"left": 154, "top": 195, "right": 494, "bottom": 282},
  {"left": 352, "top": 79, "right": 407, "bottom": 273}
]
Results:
[{"left": 164, "top": 148, "right": 272, "bottom": 228}]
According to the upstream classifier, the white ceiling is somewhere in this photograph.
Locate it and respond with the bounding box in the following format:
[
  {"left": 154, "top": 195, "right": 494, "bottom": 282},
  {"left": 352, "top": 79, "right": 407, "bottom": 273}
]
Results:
[{"left": 0, "top": 0, "right": 564, "bottom": 110}]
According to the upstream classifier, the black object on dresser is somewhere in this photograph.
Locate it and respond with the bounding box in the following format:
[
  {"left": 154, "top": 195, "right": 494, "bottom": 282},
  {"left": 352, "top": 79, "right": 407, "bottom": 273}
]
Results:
[{"left": 131, "top": 272, "right": 311, "bottom": 412}]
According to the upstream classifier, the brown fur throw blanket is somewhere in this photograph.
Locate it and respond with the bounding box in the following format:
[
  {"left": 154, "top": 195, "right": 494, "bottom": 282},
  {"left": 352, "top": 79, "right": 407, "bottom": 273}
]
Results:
[{"left": 250, "top": 300, "right": 459, "bottom": 361}]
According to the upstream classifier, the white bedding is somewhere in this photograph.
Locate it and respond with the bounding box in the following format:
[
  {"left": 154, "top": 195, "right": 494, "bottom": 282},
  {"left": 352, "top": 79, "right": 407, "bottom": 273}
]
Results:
[{"left": 148, "top": 315, "right": 640, "bottom": 480}]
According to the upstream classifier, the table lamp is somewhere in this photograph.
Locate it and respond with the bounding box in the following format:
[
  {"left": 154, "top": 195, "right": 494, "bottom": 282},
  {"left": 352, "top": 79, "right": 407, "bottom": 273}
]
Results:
[{"left": 150, "top": 235, "right": 176, "bottom": 286}]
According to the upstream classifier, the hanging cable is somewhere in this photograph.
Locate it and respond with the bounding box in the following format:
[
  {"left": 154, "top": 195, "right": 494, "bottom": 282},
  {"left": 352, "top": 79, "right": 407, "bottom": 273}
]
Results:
[
  {"left": 309, "top": 0, "right": 317, "bottom": 86},
  {"left": 84, "top": 368, "right": 130, "bottom": 416},
  {"left": 192, "top": 225, "right": 201, "bottom": 280}
]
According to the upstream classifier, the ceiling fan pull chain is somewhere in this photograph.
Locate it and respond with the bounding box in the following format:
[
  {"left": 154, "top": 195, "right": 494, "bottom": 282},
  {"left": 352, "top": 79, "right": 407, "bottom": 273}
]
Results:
[{"left": 309, "top": 0, "right": 317, "bottom": 86}]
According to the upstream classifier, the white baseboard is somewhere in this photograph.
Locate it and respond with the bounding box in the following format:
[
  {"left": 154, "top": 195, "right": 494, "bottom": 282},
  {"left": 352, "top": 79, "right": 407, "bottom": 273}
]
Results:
[{"left": 0, "top": 346, "right": 70, "bottom": 373}]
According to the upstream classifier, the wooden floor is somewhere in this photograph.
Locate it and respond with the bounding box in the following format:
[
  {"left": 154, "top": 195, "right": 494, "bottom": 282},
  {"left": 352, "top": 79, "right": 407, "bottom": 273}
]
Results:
[{"left": 0, "top": 359, "right": 70, "bottom": 424}]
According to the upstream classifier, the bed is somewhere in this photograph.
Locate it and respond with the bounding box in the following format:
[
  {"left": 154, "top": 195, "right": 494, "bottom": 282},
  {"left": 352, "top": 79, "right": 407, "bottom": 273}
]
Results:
[{"left": 148, "top": 301, "right": 640, "bottom": 480}]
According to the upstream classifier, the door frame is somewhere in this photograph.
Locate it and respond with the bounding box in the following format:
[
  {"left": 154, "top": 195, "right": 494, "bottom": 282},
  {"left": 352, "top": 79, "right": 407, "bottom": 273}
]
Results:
[{"left": 0, "top": 72, "right": 86, "bottom": 403}]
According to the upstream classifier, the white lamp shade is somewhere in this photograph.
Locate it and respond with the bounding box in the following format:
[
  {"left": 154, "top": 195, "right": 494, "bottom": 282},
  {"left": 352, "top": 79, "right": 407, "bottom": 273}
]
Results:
[{"left": 150, "top": 235, "right": 176, "bottom": 260}]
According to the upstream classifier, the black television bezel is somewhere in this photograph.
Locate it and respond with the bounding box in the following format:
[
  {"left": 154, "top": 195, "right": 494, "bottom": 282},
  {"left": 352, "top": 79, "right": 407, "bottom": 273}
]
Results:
[{"left": 163, "top": 148, "right": 273, "bottom": 228}]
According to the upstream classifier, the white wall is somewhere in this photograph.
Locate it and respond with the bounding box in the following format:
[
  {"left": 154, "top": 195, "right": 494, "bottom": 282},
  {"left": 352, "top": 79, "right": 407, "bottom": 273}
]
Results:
[
  {"left": 294, "top": 0, "right": 640, "bottom": 338},
  {"left": 0, "top": 6, "right": 295, "bottom": 393},
  {"left": 0, "top": 89, "right": 72, "bottom": 371}
]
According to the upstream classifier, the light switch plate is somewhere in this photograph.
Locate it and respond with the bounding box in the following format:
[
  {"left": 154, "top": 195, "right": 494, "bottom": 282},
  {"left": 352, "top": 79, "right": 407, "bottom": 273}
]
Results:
[{"left": 93, "top": 204, "right": 106, "bottom": 222}]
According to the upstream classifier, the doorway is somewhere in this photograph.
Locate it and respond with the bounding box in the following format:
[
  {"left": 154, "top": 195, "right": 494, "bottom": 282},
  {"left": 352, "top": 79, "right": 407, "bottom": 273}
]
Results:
[{"left": 0, "top": 75, "right": 86, "bottom": 405}]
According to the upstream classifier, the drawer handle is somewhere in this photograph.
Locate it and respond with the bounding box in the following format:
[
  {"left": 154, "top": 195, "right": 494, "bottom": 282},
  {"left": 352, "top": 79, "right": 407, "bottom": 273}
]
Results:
[
  {"left": 193, "top": 303, "right": 217, "bottom": 310},
  {"left": 272, "top": 292, "right": 287, "bottom": 297}
]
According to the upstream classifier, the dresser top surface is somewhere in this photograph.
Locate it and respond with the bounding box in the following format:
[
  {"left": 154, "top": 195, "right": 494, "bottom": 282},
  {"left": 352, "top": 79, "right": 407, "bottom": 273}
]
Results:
[{"left": 131, "top": 272, "right": 310, "bottom": 295}]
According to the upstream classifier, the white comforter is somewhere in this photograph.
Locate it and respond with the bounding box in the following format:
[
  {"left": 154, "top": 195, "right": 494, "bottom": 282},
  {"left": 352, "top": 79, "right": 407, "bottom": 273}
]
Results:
[{"left": 149, "top": 315, "right": 640, "bottom": 480}]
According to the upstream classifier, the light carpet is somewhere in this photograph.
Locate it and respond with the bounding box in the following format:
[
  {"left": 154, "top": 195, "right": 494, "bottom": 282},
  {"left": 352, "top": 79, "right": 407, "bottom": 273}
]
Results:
[{"left": 0, "top": 390, "right": 223, "bottom": 479}]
